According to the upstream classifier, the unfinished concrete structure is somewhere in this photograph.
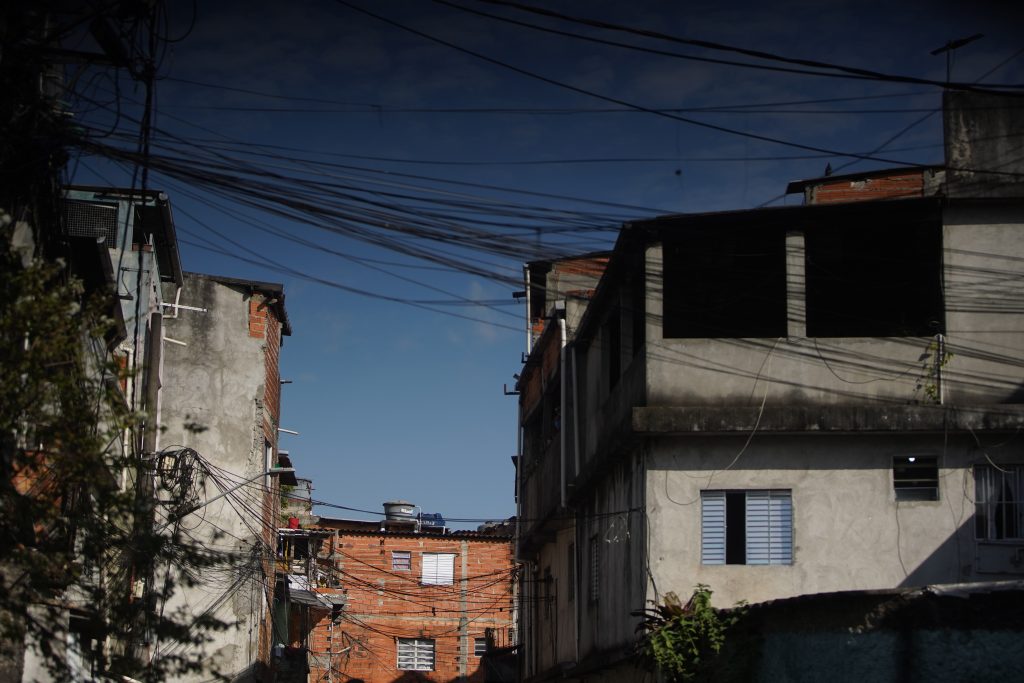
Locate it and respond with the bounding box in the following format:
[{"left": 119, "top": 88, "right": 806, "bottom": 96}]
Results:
[
  {"left": 157, "top": 272, "right": 292, "bottom": 681},
  {"left": 514, "top": 91, "right": 1024, "bottom": 682}
]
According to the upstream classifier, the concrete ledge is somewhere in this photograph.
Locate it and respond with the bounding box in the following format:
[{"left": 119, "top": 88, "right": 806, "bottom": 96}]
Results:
[{"left": 633, "top": 404, "right": 1024, "bottom": 435}]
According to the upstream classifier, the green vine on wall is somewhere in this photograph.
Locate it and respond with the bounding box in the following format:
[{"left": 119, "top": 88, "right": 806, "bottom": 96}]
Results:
[
  {"left": 916, "top": 336, "right": 954, "bottom": 405},
  {"left": 633, "top": 585, "right": 746, "bottom": 682}
]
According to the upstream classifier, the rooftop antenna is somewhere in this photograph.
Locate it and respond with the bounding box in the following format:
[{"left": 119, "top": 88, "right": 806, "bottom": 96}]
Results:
[{"left": 930, "top": 34, "right": 984, "bottom": 84}]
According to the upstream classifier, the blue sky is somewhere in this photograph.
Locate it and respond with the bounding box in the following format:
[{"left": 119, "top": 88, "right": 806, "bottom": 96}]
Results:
[{"left": 69, "top": 0, "right": 1024, "bottom": 526}]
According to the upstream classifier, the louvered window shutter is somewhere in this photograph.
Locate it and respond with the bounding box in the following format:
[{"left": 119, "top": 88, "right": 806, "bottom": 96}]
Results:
[
  {"left": 701, "top": 491, "right": 726, "bottom": 565},
  {"left": 422, "top": 553, "right": 455, "bottom": 585},
  {"left": 746, "top": 490, "right": 792, "bottom": 565}
]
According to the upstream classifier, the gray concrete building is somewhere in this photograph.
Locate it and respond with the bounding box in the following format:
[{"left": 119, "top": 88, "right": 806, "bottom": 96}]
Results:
[
  {"left": 514, "top": 91, "right": 1024, "bottom": 682},
  {"left": 157, "top": 272, "right": 292, "bottom": 682}
]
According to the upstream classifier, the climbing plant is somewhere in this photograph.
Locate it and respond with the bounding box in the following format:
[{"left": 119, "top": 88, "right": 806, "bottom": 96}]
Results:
[{"left": 634, "top": 585, "right": 746, "bottom": 682}]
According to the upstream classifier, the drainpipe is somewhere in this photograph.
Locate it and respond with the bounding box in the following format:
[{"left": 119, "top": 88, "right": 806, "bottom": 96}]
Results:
[
  {"left": 524, "top": 264, "right": 532, "bottom": 354},
  {"left": 937, "top": 333, "right": 946, "bottom": 405},
  {"left": 559, "top": 317, "right": 568, "bottom": 509},
  {"left": 142, "top": 311, "right": 162, "bottom": 456},
  {"left": 571, "top": 347, "right": 581, "bottom": 483}
]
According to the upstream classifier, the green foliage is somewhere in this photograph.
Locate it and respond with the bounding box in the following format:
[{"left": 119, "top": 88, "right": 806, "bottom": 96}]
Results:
[
  {"left": 0, "top": 222, "right": 226, "bottom": 681},
  {"left": 634, "top": 585, "right": 746, "bottom": 683},
  {"left": 915, "top": 336, "right": 953, "bottom": 405}
]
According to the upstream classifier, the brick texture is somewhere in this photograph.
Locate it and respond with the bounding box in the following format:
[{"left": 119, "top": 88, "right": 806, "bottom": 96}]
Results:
[
  {"left": 810, "top": 172, "right": 925, "bottom": 204},
  {"left": 307, "top": 532, "right": 515, "bottom": 683}
]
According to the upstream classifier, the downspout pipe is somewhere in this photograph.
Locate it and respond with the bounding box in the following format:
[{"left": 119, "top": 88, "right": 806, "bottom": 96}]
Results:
[
  {"left": 524, "top": 264, "right": 532, "bottom": 355},
  {"left": 142, "top": 311, "right": 162, "bottom": 456},
  {"left": 559, "top": 316, "right": 567, "bottom": 509}
]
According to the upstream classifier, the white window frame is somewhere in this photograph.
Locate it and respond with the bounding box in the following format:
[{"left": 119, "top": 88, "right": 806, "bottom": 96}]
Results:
[
  {"left": 391, "top": 550, "right": 411, "bottom": 571},
  {"left": 421, "top": 552, "right": 455, "bottom": 585},
  {"left": 701, "top": 489, "right": 793, "bottom": 565},
  {"left": 397, "top": 638, "right": 434, "bottom": 671}
]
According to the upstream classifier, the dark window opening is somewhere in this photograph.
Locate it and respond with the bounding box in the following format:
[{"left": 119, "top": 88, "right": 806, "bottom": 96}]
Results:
[
  {"left": 663, "top": 228, "right": 787, "bottom": 338},
  {"left": 725, "top": 492, "right": 747, "bottom": 565},
  {"left": 893, "top": 456, "right": 939, "bottom": 501},
  {"left": 805, "top": 219, "right": 943, "bottom": 337}
]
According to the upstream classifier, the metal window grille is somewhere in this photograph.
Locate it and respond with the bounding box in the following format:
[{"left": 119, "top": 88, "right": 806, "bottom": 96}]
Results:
[
  {"left": 474, "top": 638, "right": 487, "bottom": 657},
  {"left": 588, "top": 536, "right": 599, "bottom": 603},
  {"left": 62, "top": 200, "right": 120, "bottom": 248},
  {"left": 701, "top": 490, "right": 792, "bottom": 565},
  {"left": 392, "top": 551, "right": 411, "bottom": 571},
  {"left": 421, "top": 552, "right": 455, "bottom": 585},
  {"left": 975, "top": 464, "right": 1024, "bottom": 540},
  {"left": 397, "top": 638, "right": 434, "bottom": 671},
  {"left": 893, "top": 456, "right": 939, "bottom": 501}
]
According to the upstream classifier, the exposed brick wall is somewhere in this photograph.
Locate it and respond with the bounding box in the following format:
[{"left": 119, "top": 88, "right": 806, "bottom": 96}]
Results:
[
  {"left": 307, "top": 532, "right": 515, "bottom": 683},
  {"left": 249, "top": 296, "right": 267, "bottom": 339},
  {"left": 263, "top": 304, "right": 281, "bottom": 432},
  {"left": 809, "top": 171, "right": 925, "bottom": 204},
  {"left": 254, "top": 292, "right": 284, "bottom": 679}
]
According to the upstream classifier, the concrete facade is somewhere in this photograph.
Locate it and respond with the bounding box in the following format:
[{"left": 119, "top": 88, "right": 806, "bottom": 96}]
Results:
[
  {"left": 158, "top": 272, "right": 291, "bottom": 681},
  {"left": 514, "top": 92, "right": 1024, "bottom": 682}
]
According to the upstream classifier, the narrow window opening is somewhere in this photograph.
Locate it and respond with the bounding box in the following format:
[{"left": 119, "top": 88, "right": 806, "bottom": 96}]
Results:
[{"left": 725, "top": 491, "right": 747, "bottom": 565}]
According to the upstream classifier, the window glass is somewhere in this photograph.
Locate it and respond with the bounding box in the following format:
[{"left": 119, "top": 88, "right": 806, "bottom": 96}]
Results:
[
  {"left": 975, "top": 465, "right": 1024, "bottom": 540},
  {"left": 392, "top": 550, "right": 411, "bottom": 571},
  {"left": 397, "top": 638, "right": 434, "bottom": 671}
]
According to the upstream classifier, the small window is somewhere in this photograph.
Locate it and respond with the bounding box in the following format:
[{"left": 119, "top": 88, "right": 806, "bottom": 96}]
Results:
[
  {"left": 474, "top": 637, "right": 487, "bottom": 657},
  {"left": 392, "top": 550, "right": 411, "bottom": 571},
  {"left": 397, "top": 638, "right": 434, "bottom": 671},
  {"left": 422, "top": 552, "right": 455, "bottom": 585},
  {"left": 975, "top": 465, "right": 1024, "bottom": 540},
  {"left": 701, "top": 490, "right": 792, "bottom": 565},
  {"left": 893, "top": 456, "right": 939, "bottom": 501}
]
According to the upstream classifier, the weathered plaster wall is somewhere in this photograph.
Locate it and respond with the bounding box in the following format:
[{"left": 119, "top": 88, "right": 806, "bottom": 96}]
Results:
[
  {"left": 646, "top": 432, "right": 1024, "bottom": 609},
  {"left": 943, "top": 204, "right": 1024, "bottom": 403},
  {"left": 158, "top": 275, "right": 275, "bottom": 681},
  {"left": 576, "top": 454, "right": 646, "bottom": 663}
]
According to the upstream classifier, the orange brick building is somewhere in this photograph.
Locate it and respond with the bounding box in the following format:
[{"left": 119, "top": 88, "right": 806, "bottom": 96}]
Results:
[{"left": 279, "top": 514, "right": 515, "bottom": 683}]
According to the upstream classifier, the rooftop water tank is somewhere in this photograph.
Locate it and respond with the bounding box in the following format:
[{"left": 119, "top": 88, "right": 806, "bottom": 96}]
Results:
[{"left": 383, "top": 500, "right": 416, "bottom": 522}]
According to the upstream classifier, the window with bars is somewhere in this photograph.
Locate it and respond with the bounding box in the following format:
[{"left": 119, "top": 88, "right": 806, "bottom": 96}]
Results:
[
  {"left": 392, "top": 550, "right": 411, "bottom": 571},
  {"left": 975, "top": 464, "right": 1024, "bottom": 541},
  {"left": 397, "top": 638, "right": 434, "bottom": 671},
  {"left": 893, "top": 455, "right": 939, "bottom": 501},
  {"left": 588, "top": 536, "right": 600, "bottom": 603},
  {"left": 421, "top": 552, "right": 455, "bottom": 585},
  {"left": 701, "top": 490, "right": 793, "bottom": 565},
  {"left": 474, "top": 637, "right": 487, "bottom": 657}
]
